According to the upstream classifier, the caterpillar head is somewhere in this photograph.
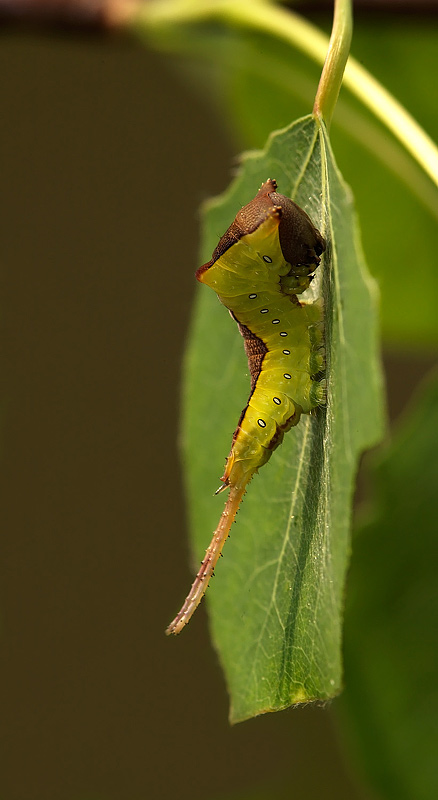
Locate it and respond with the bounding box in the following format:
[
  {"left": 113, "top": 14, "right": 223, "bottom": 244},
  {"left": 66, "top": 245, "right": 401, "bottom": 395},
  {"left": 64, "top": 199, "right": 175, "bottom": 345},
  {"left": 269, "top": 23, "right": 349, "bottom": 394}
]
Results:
[
  {"left": 197, "top": 179, "right": 325, "bottom": 287},
  {"left": 265, "top": 179, "right": 326, "bottom": 271}
]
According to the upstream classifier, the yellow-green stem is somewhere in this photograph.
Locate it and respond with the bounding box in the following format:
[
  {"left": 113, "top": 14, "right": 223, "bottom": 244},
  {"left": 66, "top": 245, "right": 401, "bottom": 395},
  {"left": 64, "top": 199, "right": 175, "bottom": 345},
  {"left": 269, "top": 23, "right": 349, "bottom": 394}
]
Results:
[
  {"left": 313, "top": 0, "right": 352, "bottom": 125},
  {"left": 136, "top": 0, "right": 438, "bottom": 187}
]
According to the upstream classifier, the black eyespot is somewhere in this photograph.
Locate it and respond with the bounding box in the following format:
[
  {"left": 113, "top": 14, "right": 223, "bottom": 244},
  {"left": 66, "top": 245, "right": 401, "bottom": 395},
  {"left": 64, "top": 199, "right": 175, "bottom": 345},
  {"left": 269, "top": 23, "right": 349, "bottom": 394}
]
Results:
[
  {"left": 248, "top": 293, "right": 257, "bottom": 299},
  {"left": 280, "top": 332, "right": 288, "bottom": 337},
  {"left": 283, "top": 349, "right": 290, "bottom": 355},
  {"left": 272, "top": 319, "right": 280, "bottom": 324},
  {"left": 273, "top": 397, "right": 281, "bottom": 405},
  {"left": 262, "top": 255, "right": 273, "bottom": 263},
  {"left": 284, "top": 373, "right": 291, "bottom": 379},
  {"left": 260, "top": 308, "right": 269, "bottom": 314},
  {"left": 258, "top": 419, "right": 266, "bottom": 428}
]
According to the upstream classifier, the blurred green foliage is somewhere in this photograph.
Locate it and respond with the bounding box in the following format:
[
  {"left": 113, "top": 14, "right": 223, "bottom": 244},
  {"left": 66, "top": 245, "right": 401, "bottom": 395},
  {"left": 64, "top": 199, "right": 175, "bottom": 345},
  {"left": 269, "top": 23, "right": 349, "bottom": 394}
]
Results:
[{"left": 340, "top": 371, "right": 438, "bottom": 800}]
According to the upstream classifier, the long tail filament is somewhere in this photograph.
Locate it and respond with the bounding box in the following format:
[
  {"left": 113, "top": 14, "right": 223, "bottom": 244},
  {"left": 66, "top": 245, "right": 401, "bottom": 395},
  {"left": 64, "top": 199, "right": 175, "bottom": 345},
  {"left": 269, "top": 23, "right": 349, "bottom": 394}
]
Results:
[{"left": 165, "top": 482, "right": 247, "bottom": 635}]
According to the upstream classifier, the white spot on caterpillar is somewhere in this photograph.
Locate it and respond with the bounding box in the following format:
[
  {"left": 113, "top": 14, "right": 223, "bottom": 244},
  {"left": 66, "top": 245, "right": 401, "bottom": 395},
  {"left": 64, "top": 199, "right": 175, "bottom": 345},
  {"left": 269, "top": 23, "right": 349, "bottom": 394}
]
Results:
[
  {"left": 248, "top": 293, "right": 257, "bottom": 299},
  {"left": 280, "top": 331, "right": 288, "bottom": 337},
  {"left": 273, "top": 397, "right": 281, "bottom": 405},
  {"left": 257, "top": 419, "right": 266, "bottom": 428},
  {"left": 262, "top": 255, "right": 272, "bottom": 263},
  {"left": 272, "top": 319, "right": 280, "bottom": 324},
  {"left": 283, "top": 349, "right": 290, "bottom": 355},
  {"left": 260, "top": 308, "right": 269, "bottom": 314},
  {"left": 284, "top": 373, "right": 291, "bottom": 379}
]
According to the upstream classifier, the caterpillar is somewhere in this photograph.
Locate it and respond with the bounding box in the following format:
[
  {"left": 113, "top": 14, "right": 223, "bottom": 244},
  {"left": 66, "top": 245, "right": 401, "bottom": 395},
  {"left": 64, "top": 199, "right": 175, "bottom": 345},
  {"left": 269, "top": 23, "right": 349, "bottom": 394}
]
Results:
[{"left": 166, "top": 178, "right": 326, "bottom": 635}]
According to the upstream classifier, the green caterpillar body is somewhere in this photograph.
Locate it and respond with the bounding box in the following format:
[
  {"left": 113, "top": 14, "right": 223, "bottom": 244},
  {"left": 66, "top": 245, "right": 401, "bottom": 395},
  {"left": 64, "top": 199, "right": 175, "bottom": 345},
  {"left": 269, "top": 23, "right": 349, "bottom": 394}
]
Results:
[{"left": 166, "top": 178, "right": 326, "bottom": 635}]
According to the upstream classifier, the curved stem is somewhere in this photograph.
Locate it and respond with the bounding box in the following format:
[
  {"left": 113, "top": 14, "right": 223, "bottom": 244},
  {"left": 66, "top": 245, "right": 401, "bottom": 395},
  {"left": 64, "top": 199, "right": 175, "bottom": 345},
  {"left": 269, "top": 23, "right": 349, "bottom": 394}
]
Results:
[
  {"left": 136, "top": 0, "right": 438, "bottom": 187},
  {"left": 313, "top": 0, "right": 352, "bottom": 126}
]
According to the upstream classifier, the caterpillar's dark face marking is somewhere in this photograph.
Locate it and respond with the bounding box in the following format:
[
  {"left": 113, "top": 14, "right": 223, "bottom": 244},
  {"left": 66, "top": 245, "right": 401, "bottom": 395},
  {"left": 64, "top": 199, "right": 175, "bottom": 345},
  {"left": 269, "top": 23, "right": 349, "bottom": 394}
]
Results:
[
  {"left": 196, "top": 178, "right": 325, "bottom": 285},
  {"left": 166, "top": 179, "right": 326, "bottom": 635}
]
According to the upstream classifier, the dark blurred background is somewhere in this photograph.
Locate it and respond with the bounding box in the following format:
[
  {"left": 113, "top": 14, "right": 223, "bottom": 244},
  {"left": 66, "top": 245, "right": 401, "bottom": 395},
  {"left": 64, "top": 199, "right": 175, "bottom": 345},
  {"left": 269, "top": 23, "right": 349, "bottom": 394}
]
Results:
[{"left": 0, "top": 8, "right": 435, "bottom": 800}]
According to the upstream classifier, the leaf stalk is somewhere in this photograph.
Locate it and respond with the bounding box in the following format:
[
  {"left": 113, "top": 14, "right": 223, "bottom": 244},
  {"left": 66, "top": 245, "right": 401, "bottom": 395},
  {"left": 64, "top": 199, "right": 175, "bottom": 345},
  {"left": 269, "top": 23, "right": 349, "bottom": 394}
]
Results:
[{"left": 313, "top": 0, "right": 352, "bottom": 126}]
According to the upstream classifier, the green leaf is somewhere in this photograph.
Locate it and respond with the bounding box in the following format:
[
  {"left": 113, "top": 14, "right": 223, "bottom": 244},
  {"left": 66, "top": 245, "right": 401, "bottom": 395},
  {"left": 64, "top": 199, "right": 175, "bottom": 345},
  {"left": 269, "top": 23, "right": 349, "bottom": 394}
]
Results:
[
  {"left": 339, "top": 369, "right": 438, "bottom": 800},
  {"left": 181, "top": 115, "right": 384, "bottom": 722}
]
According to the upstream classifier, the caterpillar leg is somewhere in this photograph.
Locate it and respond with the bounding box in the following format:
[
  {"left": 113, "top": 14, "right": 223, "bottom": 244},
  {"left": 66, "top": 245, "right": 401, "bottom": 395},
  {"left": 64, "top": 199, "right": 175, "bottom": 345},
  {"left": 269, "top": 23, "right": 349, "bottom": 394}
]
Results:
[{"left": 165, "top": 481, "right": 247, "bottom": 635}]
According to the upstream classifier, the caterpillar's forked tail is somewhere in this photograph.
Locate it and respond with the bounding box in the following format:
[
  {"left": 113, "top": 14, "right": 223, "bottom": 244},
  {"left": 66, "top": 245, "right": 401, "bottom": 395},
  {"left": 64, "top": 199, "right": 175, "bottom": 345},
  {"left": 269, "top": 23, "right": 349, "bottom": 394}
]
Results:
[{"left": 165, "top": 481, "right": 247, "bottom": 635}]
